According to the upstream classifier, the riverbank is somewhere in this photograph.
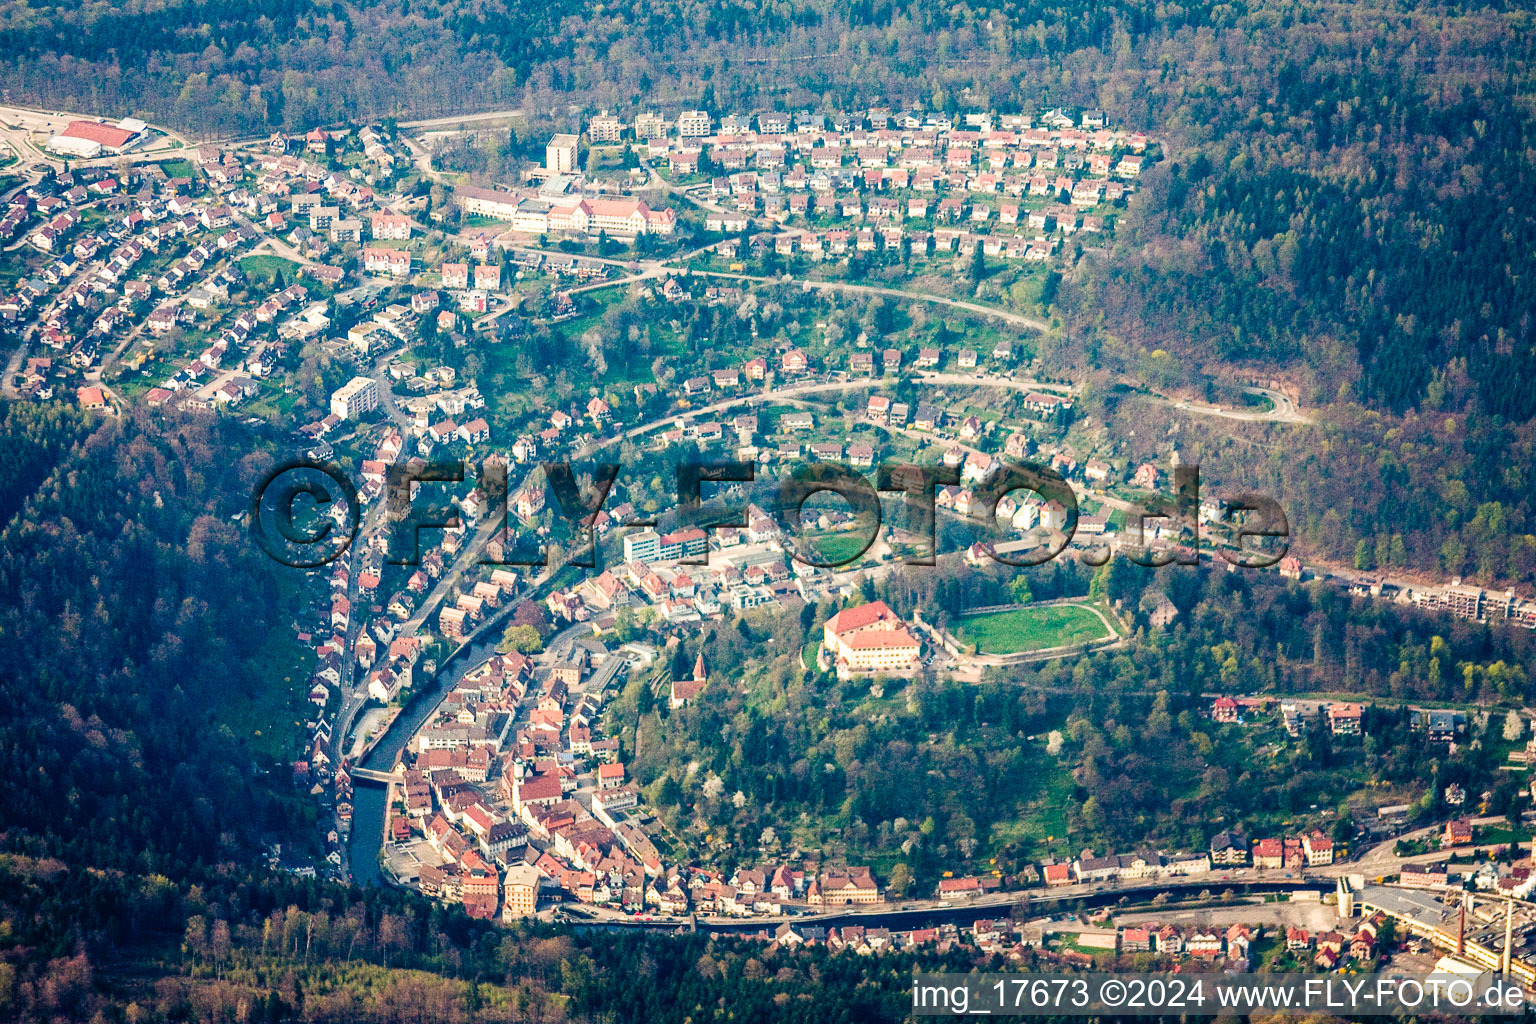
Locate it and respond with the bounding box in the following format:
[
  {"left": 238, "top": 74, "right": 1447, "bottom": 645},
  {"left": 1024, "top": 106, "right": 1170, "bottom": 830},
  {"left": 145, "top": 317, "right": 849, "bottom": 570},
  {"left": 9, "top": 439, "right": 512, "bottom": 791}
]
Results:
[{"left": 347, "top": 582, "right": 586, "bottom": 884}]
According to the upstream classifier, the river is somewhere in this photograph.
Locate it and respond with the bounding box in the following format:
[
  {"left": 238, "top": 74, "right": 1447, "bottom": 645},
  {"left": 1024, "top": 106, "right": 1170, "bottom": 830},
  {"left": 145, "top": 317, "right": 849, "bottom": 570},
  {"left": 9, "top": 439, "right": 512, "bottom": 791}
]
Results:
[
  {"left": 347, "top": 598, "right": 585, "bottom": 885},
  {"left": 348, "top": 627, "right": 506, "bottom": 885}
]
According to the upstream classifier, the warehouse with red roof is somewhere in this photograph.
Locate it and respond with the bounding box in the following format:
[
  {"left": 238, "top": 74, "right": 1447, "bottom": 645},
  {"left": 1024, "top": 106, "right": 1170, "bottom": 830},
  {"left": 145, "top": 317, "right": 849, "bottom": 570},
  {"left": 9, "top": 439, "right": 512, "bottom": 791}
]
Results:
[{"left": 47, "top": 119, "right": 144, "bottom": 158}]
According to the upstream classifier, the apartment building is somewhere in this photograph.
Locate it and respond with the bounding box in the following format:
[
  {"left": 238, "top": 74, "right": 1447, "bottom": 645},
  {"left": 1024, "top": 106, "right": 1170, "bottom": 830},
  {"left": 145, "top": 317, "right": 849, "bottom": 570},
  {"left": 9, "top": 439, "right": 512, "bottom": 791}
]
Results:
[
  {"left": 330, "top": 376, "right": 380, "bottom": 420},
  {"left": 370, "top": 212, "right": 412, "bottom": 240},
  {"left": 546, "top": 133, "right": 579, "bottom": 173},
  {"left": 634, "top": 112, "right": 668, "bottom": 138},
  {"left": 587, "top": 114, "right": 624, "bottom": 143},
  {"left": 677, "top": 110, "right": 712, "bottom": 137}
]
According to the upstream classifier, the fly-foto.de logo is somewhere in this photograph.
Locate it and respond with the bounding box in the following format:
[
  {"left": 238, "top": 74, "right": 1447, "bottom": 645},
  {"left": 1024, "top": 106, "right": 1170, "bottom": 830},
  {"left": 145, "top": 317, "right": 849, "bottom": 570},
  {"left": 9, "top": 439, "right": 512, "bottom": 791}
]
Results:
[{"left": 249, "top": 457, "right": 1288, "bottom": 571}]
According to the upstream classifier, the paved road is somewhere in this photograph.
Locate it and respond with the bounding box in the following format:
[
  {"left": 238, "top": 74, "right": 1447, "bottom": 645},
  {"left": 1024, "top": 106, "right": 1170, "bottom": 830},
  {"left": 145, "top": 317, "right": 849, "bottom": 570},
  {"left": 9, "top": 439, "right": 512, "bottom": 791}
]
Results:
[
  {"left": 568, "top": 821, "right": 1516, "bottom": 932},
  {"left": 235, "top": 210, "right": 317, "bottom": 267},
  {"left": 1149, "top": 385, "right": 1313, "bottom": 425},
  {"left": 96, "top": 292, "right": 186, "bottom": 378},
  {"left": 914, "top": 370, "right": 1073, "bottom": 394},
  {"left": 347, "top": 226, "right": 1304, "bottom": 431},
  {"left": 398, "top": 136, "right": 439, "bottom": 183},
  {"left": 638, "top": 158, "right": 732, "bottom": 216},
  {"left": 1347, "top": 816, "right": 1522, "bottom": 875},
  {"left": 328, "top": 416, "right": 421, "bottom": 763},
  {"left": 571, "top": 374, "right": 1068, "bottom": 458},
  {"left": 398, "top": 109, "right": 525, "bottom": 130},
  {"left": 367, "top": 350, "right": 414, "bottom": 429},
  {"left": 0, "top": 162, "right": 46, "bottom": 206},
  {"left": 684, "top": 267, "right": 1052, "bottom": 331},
  {"left": 466, "top": 235, "right": 1307, "bottom": 427}
]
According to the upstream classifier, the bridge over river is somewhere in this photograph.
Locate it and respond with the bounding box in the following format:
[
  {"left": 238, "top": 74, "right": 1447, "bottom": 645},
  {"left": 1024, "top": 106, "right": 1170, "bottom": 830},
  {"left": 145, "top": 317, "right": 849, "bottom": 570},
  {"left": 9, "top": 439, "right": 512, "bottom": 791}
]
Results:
[{"left": 349, "top": 767, "right": 398, "bottom": 784}]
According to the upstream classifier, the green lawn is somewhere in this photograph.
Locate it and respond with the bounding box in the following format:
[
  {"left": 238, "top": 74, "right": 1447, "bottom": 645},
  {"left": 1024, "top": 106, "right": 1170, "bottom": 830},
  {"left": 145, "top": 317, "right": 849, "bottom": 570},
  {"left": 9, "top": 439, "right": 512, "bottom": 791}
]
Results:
[
  {"left": 241, "top": 254, "right": 303, "bottom": 286},
  {"left": 156, "top": 158, "right": 195, "bottom": 179},
  {"left": 1475, "top": 824, "right": 1531, "bottom": 846},
  {"left": 801, "top": 528, "right": 876, "bottom": 567},
  {"left": 954, "top": 603, "right": 1112, "bottom": 655}
]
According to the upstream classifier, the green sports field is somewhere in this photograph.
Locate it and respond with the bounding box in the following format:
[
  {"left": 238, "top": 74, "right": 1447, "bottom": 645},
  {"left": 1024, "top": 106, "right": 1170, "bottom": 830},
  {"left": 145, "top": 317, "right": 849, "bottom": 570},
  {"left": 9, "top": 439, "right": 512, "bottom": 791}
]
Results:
[{"left": 954, "top": 604, "right": 1112, "bottom": 655}]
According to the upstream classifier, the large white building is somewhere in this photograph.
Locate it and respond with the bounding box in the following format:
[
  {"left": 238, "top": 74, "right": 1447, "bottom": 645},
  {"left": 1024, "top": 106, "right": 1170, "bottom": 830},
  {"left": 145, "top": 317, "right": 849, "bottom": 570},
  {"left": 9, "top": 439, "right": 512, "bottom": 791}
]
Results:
[
  {"left": 677, "top": 110, "right": 712, "bottom": 137},
  {"left": 453, "top": 187, "right": 673, "bottom": 235},
  {"left": 453, "top": 185, "right": 521, "bottom": 220},
  {"left": 821, "top": 600, "right": 921, "bottom": 679},
  {"left": 634, "top": 112, "right": 668, "bottom": 138},
  {"left": 330, "top": 376, "right": 380, "bottom": 420},
  {"left": 622, "top": 527, "right": 707, "bottom": 563},
  {"left": 47, "top": 119, "right": 142, "bottom": 158},
  {"left": 510, "top": 199, "right": 552, "bottom": 234},
  {"left": 546, "top": 197, "right": 676, "bottom": 236},
  {"left": 370, "top": 212, "right": 412, "bottom": 240},
  {"left": 502, "top": 863, "right": 540, "bottom": 919},
  {"left": 546, "top": 133, "right": 579, "bottom": 174}
]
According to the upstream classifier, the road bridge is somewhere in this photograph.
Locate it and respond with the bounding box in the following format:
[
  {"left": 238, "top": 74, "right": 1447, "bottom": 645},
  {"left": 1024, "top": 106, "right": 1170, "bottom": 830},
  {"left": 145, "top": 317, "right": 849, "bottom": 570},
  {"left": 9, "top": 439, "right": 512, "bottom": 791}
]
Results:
[{"left": 349, "top": 767, "right": 399, "bottom": 785}]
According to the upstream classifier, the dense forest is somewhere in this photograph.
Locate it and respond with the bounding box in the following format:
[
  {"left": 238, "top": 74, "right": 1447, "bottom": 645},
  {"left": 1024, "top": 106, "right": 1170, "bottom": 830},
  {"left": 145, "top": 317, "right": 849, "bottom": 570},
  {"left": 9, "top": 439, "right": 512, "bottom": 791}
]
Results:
[
  {"left": 1053, "top": 18, "right": 1536, "bottom": 417},
  {"left": 0, "top": 407, "right": 318, "bottom": 1016},
  {"left": 0, "top": 407, "right": 306, "bottom": 879}
]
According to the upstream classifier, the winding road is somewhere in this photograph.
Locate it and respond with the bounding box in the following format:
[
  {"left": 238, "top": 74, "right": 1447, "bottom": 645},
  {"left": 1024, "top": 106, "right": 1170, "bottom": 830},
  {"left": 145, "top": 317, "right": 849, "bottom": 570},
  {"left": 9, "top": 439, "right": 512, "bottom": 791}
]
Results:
[
  {"left": 438, "top": 229, "right": 1306, "bottom": 427},
  {"left": 687, "top": 268, "right": 1052, "bottom": 332},
  {"left": 1150, "top": 385, "right": 1312, "bottom": 425}
]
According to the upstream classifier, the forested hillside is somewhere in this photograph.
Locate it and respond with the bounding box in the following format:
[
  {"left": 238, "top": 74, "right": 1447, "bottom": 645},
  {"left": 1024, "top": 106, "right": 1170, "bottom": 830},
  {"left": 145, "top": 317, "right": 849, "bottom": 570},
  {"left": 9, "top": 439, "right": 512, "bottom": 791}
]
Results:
[{"left": 1069, "top": 36, "right": 1536, "bottom": 420}]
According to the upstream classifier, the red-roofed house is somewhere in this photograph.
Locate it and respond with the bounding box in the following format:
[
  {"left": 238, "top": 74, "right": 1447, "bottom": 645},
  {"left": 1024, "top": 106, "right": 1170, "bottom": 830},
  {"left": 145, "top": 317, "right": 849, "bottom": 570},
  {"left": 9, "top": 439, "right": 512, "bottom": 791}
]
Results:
[{"left": 1252, "top": 838, "right": 1283, "bottom": 869}]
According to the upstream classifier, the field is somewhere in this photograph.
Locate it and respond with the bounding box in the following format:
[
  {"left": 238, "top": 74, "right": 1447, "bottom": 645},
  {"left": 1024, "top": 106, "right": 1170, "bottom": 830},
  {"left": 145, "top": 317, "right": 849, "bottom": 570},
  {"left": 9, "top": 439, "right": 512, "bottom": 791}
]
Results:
[
  {"left": 954, "top": 603, "right": 1113, "bottom": 655},
  {"left": 800, "top": 528, "right": 876, "bottom": 567},
  {"left": 240, "top": 254, "right": 302, "bottom": 286},
  {"left": 155, "top": 157, "right": 195, "bottom": 179}
]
